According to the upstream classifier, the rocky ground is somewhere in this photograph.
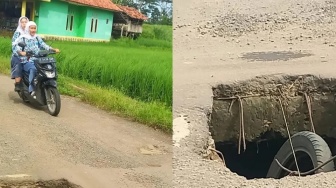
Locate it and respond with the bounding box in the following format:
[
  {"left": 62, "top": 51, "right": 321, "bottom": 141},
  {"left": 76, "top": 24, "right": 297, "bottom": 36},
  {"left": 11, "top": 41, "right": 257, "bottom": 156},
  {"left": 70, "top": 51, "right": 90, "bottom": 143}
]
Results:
[{"left": 173, "top": 0, "right": 336, "bottom": 187}]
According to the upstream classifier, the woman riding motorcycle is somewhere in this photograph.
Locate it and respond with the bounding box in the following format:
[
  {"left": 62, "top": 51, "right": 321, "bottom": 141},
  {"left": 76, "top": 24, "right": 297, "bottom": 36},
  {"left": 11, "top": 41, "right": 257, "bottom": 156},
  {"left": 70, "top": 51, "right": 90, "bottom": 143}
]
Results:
[{"left": 12, "top": 21, "right": 60, "bottom": 97}]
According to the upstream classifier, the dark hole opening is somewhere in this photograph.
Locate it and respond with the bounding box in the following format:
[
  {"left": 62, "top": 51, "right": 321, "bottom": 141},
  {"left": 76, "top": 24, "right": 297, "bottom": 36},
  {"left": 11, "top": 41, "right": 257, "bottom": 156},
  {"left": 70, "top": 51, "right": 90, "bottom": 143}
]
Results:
[
  {"left": 215, "top": 131, "right": 336, "bottom": 179},
  {"left": 215, "top": 131, "right": 287, "bottom": 179},
  {"left": 279, "top": 151, "right": 314, "bottom": 178}
]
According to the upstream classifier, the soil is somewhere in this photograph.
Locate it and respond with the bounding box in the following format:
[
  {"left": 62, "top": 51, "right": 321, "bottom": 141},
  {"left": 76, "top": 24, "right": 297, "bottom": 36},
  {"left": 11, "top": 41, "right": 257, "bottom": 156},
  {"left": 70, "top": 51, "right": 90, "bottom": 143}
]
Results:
[
  {"left": 0, "top": 74, "right": 172, "bottom": 188},
  {"left": 173, "top": 0, "right": 336, "bottom": 187}
]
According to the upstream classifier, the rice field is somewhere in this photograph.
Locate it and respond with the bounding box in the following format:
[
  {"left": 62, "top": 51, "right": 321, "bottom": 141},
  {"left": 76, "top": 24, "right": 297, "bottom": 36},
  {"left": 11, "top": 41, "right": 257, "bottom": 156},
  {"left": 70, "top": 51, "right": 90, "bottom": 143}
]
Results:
[
  {"left": 0, "top": 37, "right": 172, "bottom": 108},
  {"left": 55, "top": 40, "right": 171, "bottom": 107}
]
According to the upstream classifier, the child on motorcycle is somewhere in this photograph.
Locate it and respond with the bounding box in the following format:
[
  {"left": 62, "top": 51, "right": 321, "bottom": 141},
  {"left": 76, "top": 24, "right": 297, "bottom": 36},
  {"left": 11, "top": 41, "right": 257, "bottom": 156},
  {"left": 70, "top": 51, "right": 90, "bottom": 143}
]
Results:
[
  {"left": 11, "top": 16, "right": 29, "bottom": 92},
  {"left": 12, "top": 21, "right": 60, "bottom": 97}
]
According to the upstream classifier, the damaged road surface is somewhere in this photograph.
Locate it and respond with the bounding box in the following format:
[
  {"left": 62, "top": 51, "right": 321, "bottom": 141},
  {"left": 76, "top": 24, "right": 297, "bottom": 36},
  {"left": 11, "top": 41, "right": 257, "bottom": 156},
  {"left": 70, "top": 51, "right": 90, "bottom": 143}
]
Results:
[
  {"left": 0, "top": 178, "right": 81, "bottom": 188},
  {"left": 210, "top": 74, "right": 336, "bottom": 179},
  {"left": 173, "top": 0, "right": 336, "bottom": 187},
  {"left": 0, "top": 74, "right": 172, "bottom": 188}
]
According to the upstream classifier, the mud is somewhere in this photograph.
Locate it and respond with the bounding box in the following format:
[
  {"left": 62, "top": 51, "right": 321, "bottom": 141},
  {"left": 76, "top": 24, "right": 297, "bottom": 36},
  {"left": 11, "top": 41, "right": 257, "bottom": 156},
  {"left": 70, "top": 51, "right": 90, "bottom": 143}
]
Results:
[{"left": 210, "top": 74, "right": 336, "bottom": 143}]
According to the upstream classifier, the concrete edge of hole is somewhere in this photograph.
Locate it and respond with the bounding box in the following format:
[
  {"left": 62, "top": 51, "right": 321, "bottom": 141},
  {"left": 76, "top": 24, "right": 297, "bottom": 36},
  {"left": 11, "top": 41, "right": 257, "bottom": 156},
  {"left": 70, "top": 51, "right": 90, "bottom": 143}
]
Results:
[{"left": 209, "top": 73, "right": 336, "bottom": 143}]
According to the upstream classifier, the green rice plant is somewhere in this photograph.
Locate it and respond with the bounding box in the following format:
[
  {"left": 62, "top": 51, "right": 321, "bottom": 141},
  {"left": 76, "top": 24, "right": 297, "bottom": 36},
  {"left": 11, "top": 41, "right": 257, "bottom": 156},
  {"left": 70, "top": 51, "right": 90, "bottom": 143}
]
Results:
[
  {"left": 0, "top": 37, "right": 12, "bottom": 57},
  {"left": 141, "top": 24, "right": 172, "bottom": 41},
  {"left": 111, "top": 37, "right": 171, "bottom": 49},
  {"left": 51, "top": 40, "right": 172, "bottom": 107}
]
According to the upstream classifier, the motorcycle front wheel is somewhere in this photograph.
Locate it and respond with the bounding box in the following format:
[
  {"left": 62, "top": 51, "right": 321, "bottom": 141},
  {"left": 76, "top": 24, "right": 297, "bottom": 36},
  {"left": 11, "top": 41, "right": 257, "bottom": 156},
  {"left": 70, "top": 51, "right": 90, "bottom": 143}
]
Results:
[{"left": 45, "top": 87, "right": 61, "bottom": 116}]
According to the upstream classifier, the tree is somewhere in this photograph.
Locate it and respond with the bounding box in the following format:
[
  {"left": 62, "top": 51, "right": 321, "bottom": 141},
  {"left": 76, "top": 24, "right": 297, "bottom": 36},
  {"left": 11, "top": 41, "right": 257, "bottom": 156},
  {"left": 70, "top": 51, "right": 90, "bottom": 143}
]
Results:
[
  {"left": 111, "top": 0, "right": 172, "bottom": 25},
  {"left": 150, "top": 7, "right": 161, "bottom": 24},
  {"left": 157, "top": 0, "right": 172, "bottom": 25},
  {"left": 111, "top": 0, "right": 134, "bottom": 6}
]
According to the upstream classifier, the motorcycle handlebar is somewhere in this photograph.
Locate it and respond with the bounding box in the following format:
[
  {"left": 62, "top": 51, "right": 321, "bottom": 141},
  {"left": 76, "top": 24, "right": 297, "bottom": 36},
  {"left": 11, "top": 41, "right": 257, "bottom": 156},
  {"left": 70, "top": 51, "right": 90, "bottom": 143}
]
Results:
[{"left": 25, "top": 50, "right": 57, "bottom": 57}]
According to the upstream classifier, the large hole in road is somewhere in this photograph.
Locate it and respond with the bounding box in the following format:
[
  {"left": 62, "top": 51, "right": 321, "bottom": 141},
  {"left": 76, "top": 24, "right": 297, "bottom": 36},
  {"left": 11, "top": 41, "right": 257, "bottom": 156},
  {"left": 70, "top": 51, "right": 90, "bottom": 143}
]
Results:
[
  {"left": 208, "top": 74, "right": 336, "bottom": 179},
  {"left": 215, "top": 131, "right": 287, "bottom": 179}
]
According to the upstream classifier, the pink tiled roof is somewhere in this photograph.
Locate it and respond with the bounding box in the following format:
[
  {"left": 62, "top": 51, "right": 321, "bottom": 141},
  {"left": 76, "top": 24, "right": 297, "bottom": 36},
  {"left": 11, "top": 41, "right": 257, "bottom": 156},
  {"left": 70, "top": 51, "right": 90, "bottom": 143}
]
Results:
[
  {"left": 117, "top": 5, "right": 148, "bottom": 20},
  {"left": 67, "top": 0, "right": 122, "bottom": 12}
]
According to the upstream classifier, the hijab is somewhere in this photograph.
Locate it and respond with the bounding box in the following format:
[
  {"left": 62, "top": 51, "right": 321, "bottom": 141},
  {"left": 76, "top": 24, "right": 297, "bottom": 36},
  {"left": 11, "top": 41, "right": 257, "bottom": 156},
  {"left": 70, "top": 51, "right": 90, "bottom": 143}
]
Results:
[
  {"left": 16, "top": 16, "right": 29, "bottom": 35},
  {"left": 23, "top": 21, "right": 38, "bottom": 40},
  {"left": 13, "top": 21, "right": 38, "bottom": 45}
]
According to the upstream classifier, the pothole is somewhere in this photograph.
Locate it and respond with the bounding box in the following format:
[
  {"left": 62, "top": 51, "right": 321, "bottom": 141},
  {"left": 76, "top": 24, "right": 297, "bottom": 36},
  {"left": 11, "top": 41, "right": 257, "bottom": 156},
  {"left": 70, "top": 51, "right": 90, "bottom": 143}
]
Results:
[
  {"left": 140, "top": 144, "right": 164, "bottom": 155},
  {"left": 241, "top": 51, "right": 313, "bottom": 62},
  {"left": 215, "top": 131, "right": 286, "bottom": 179},
  {"left": 0, "top": 178, "right": 82, "bottom": 188},
  {"left": 208, "top": 74, "right": 336, "bottom": 179}
]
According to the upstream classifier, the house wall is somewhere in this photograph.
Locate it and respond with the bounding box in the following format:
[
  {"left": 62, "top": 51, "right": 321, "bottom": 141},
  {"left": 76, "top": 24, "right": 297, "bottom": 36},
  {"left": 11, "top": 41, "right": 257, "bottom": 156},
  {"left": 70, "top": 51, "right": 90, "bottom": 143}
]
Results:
[
  {"left": 76, "top": 6, "right": 87, "bottom": 37},
  {"left": 35, "top": 0, "right": 113, "bottom": 41},
  {"left": 35, "top": 0, "right": 71, "bottom": 36},
  {"left": 83, "top": 7, "right": 114, "bottom": 40}
]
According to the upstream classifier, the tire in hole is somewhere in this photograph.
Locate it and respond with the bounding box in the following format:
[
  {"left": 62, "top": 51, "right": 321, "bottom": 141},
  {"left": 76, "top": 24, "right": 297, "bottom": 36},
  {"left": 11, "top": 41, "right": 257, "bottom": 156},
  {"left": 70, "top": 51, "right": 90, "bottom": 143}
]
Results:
[{"left": 267, "top": 131, "right": 335, "bottom": 179}]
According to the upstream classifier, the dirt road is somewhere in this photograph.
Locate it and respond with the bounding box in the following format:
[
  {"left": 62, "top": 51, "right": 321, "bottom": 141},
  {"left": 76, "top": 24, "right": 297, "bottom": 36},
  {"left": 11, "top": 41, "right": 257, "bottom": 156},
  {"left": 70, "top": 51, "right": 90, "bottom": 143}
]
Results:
[
  {"left": 0, "top": 74, "right": 172, "bottom": 188},
  {"left": 173, "top": 0, "right": 336, "bottom": 187}
]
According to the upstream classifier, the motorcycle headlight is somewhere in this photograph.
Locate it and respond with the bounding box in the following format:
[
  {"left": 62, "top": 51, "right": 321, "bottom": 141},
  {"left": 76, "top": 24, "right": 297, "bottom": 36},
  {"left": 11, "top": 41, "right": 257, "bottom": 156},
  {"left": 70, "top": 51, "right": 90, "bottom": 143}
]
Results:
[
  {"left": 45, "top": 64, "right": 52, "bottom": 70},
  {"left": 45, "top": 71, "right": 55, "bottom": 78}
]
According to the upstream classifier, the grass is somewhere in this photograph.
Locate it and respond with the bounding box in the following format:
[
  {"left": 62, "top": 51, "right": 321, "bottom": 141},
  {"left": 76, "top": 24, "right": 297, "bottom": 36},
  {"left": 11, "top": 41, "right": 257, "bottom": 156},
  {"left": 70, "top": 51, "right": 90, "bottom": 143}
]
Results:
[
  {"left": 141, "top": 24, "right": 172, "bottom": 42},
  {"left": 1, "top": 37, "right": 172, "bottom": 108},
  {"left": 0, "top": 24, "right": 172, "bottom": 132}
]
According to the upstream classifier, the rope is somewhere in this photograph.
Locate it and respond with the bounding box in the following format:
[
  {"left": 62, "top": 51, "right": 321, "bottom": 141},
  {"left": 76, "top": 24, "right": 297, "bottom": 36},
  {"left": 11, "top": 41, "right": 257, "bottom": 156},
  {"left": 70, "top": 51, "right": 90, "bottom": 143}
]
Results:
[
  {"left": 228, "top": 98, "right": 236, "bottom": 114},
  {"left": 303, "top": 92, "right": 315, "bottom": 133},
  {"left": 275, "top": 155, "right": 336, "bottom": 176},
  {"left": 237, "top": 96, "right": 246, "bottom": 154},
  {"left": 214, "top": 94, "right": 261, "bottom": 100},
  {"left": 277, "top": 96, "right": 301, "bottom": 176},
  {"left": 209, "top": 148, "right": 226, "bottom": 167}
]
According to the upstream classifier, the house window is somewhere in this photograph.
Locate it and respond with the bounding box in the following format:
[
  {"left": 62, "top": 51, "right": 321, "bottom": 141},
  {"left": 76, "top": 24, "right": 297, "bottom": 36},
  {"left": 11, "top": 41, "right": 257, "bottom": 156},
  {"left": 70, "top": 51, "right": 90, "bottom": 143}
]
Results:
[
  {"left": 90, "top": 19, "right": 94, "bottom": 32},
  {"left": 66, "top": 14, "right": 74, "bottom": 31},
  {"left": 66, "top": 10, "right": 74, "bottom": 31},
  {"left": 90, "top": 18, "right": 98, "bottom": 33},
  {"left": 70, "top": 15, "right": 74, "bottom": 30},
  {"left": 95, "top": 19, "right": 98, "bottom": 32},
  {"left": 106, "top": 19, "right": 109, "bottom": 24}
]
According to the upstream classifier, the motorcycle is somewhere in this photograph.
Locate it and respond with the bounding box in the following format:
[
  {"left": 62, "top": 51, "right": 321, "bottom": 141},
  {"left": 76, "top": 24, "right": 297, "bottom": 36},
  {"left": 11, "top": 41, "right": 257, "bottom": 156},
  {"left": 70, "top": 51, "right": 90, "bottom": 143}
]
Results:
[{"left": 17, "top": 42, "right": 61, "bottom": 116}]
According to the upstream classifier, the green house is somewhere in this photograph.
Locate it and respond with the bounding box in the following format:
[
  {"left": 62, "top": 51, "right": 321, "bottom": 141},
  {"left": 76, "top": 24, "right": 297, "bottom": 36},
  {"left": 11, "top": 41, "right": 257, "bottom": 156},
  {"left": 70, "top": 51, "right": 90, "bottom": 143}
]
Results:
[{"left": 0, "top": 0, "right": 122, "bottom": 42}]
